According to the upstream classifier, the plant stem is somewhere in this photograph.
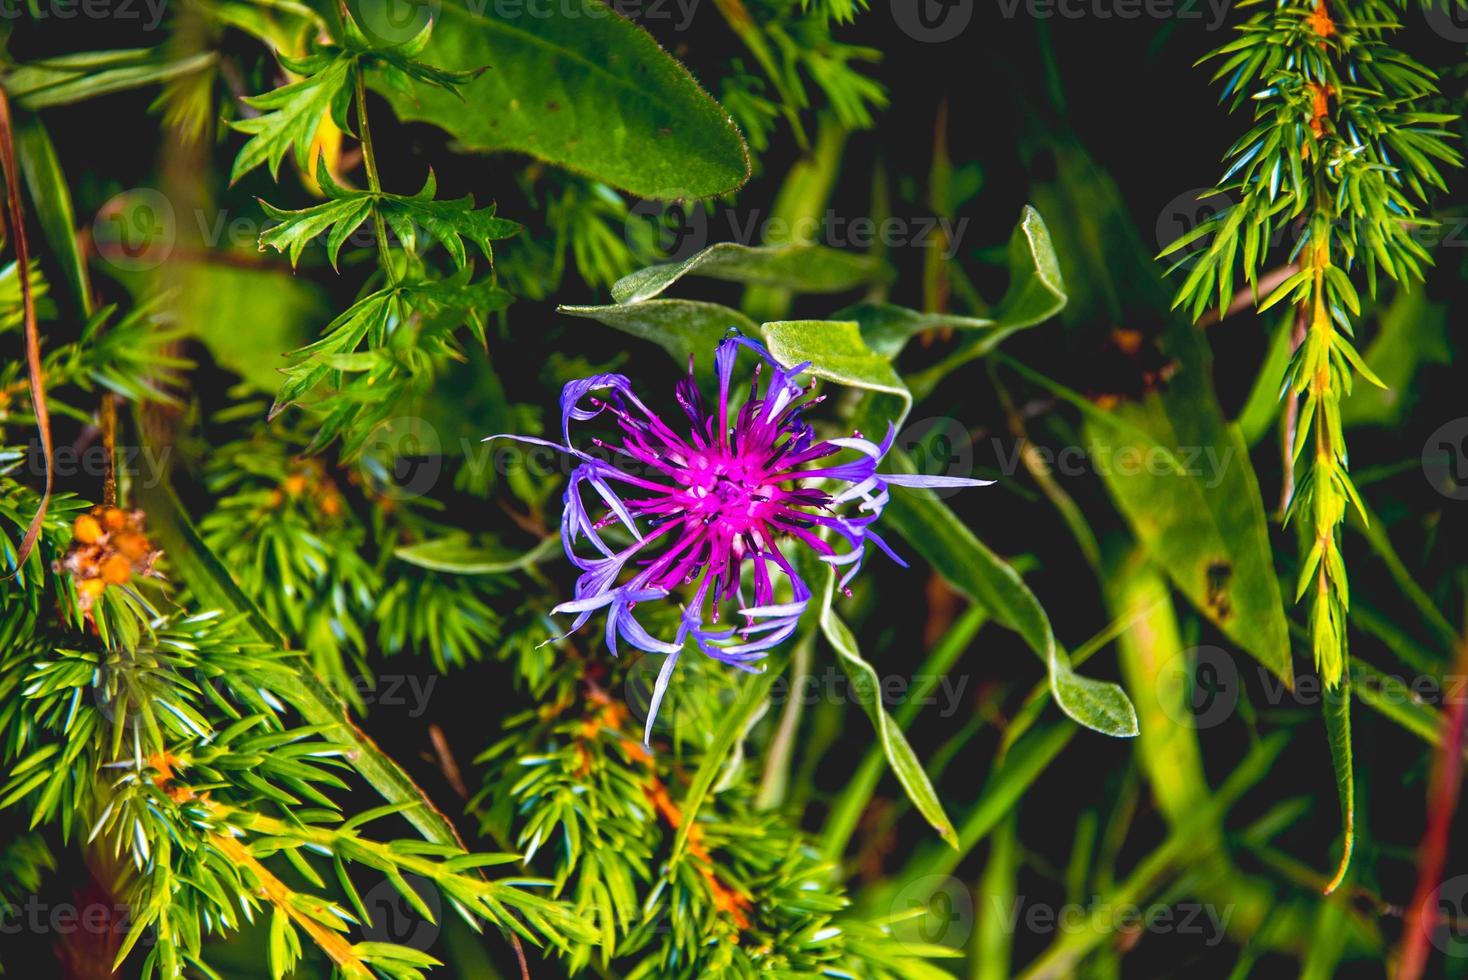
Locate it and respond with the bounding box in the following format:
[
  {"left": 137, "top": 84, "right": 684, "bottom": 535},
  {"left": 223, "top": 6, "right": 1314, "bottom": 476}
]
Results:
[{"left": 354, "top": 64, "right": 396, "bottom": 285}]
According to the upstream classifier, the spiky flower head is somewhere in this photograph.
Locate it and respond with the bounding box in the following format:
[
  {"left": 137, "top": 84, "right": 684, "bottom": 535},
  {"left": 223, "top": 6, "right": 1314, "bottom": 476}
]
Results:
[{"left": 491, "top": 334, "right": 987, "bottom": 739}]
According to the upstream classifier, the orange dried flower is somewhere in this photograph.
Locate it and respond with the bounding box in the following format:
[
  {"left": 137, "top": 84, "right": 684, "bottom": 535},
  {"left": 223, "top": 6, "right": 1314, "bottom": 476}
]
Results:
[
  {"left": 58, "top": 506, "right": 162, "bottom": 616},
  {"left": 73, "top": 513, "right": 104, "bottom": 544}
]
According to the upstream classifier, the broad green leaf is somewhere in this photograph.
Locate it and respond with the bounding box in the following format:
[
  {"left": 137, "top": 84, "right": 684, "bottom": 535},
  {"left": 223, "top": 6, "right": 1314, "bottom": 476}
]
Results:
[
  {"left": 763, "top": 319, "right": 911, "bottom": 423},
  {"left": 814, "top": 567, "right": 957, "bottom": 847},
  {"left": 13, "top": 115, "right": 91, "bottom": 315},
  {"left": 171, "top": 262, "right": 322, "bottom": 394},
  {"left": 611, "top": 242, "right": 887, "bottom": 305},
  {"left": 1077, "top": 314, "right": 1294, "bottom": 686},
  {"left": 559, "top": 299, "right": 755, "bottom": 379},
  {"left": 394, "top": 533, "right": 557, "bottom": 575},
  {"left": 839, "top": 303, "right": 995, "bottom": 359},
  {"left": 881, "top": 450, "right": 1139, "bottom": 738},
  {"left": 368, "top": 0, "right": 750, "bottom": 199},
  {"left": 1321, "top": 679, "right": 1353, "bottom": 895},
  {"left": 3, "top": 49, "right": 217, "bottom": 109}
]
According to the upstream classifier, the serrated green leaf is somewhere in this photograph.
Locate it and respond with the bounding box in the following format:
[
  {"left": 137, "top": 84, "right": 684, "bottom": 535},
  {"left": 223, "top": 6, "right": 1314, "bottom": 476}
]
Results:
[
  {"left": 375, "top": 172, "right": 521, "bottom": 268},
  {"left": 368, "top": 0, "right": 749, "bottom": 199},
  {"left": 230, "top": 55, "right": 351, "bottom": 183},
  {"left": 259, "top": 194, "right": 374, "bottom": 269}
]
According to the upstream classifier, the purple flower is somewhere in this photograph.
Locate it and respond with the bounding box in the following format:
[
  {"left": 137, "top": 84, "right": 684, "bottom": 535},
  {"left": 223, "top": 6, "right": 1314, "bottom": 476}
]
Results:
[{"left": 490, "top": 334, "right": 988, "bottom": 741}]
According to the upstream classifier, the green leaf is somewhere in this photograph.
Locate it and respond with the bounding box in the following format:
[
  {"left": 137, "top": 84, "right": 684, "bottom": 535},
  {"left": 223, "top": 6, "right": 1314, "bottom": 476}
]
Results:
[
  {"left": 1077, "top": 315, "right": 1294, "bottom": 687},
  {"left": 258, "top": 190, "right": 372, "bottom": 269},
  {"left": 368, "top": 0, "right": 750, "bottom": 199},
  {"left": 814, "top": 567, "right": 957, "bottom": 847},
  {"left": 375, "top": 171, "right": 521, "bottom": 269},
  {"left": 230, "top": 54, "right": 352, "bottom": 183},
  {"left": 881, "top": 451, "right": 1138, "bottom": 738},
  {"left": 610, "top": 242, "right": 887, "bottom": 305},
  {"left": 559, "top": 299, "right": 756, "bottom": 379},
  {"left": 3, "top": 49, "right": 217, "bottom": 109},
  {"left": 838, "top": 303, "right": 995, "bottom": 359},
  {"left": 762, "top": 319, "right": 911, "bottom": 423},
  {"left": 1321, "top": 679, "right": 1353, "bottom": 895},
  {"left": 13, "top": 115, "right": 91, "bottom": 315},
  {"left": 259, "top": 167, "right": 519, "bottom": 270},
  {"left": 259, "top": 193, "right": 374, "bottom": 269},
  {"left": 165, "top": 262, "right": 323, "bottom": 394},
  {"left": 905, "top": 206, "right": 1067, "bottom": 396},
  {"left": 272, "top": 287, "right": 397, "bottom": 416},
  {"left": 393, "top": 533, "right": 557, "bottom": 574}
]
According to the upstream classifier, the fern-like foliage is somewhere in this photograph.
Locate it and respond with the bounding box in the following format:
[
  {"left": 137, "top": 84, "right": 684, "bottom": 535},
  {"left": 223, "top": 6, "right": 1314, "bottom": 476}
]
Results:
[{"left": 1163, "top": 0, "right": 1461, "bottom": 686}]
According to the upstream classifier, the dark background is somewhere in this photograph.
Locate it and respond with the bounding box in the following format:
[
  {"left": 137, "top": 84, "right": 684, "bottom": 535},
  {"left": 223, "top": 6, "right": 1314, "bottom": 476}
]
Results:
[{"left": 5, "top": 2, "right": 1467, "bottom": 976}]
